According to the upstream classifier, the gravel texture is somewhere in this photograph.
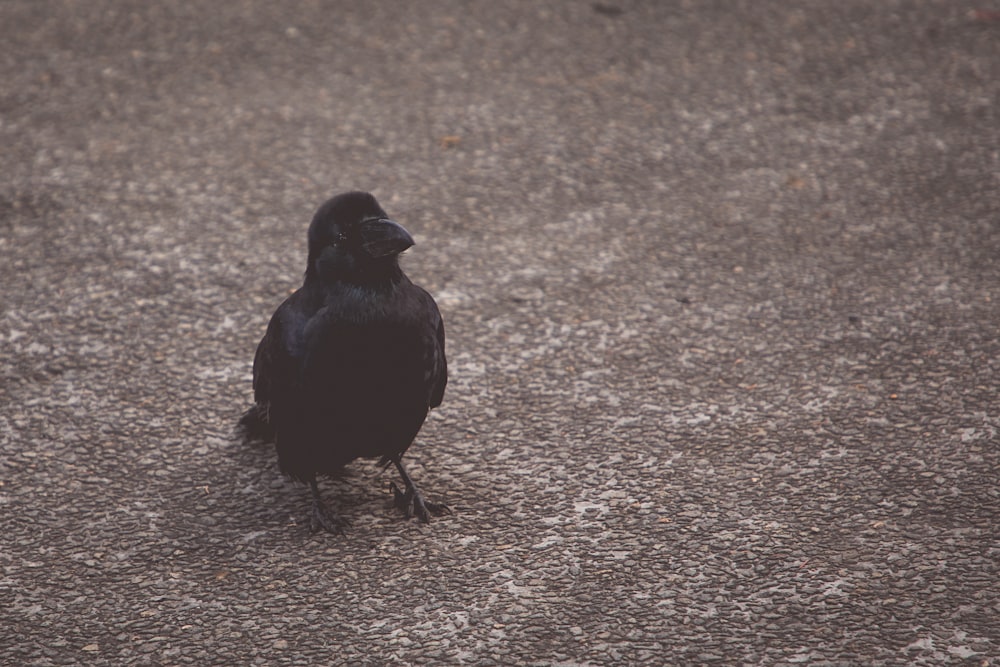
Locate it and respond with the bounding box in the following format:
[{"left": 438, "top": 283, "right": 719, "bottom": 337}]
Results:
[{"left": 1, "top": 1, "right": 998, "bottom": 665}]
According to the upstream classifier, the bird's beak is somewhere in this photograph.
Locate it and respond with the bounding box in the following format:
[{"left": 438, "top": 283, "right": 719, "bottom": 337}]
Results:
[{"left": 360, "top": 218, "right": 415, "bottom": 258}]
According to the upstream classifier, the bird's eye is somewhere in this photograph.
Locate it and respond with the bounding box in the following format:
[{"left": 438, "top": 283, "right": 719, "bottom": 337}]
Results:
[{"left": 331, "top": 233, "right": 347, "bottom": 246}]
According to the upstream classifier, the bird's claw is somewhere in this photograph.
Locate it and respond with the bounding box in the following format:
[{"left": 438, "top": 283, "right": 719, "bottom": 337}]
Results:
[
  {"left": 309, "top": 499, "right": 351, "bottom": 534},
  {"left": 390, "top": 481, "right": 450, "bottom": 523}
]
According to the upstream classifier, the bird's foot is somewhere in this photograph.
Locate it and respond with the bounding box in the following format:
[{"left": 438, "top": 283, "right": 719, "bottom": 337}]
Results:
[
  {"left": 309, "top": 499, "right": 351, "bottom": 534},
  {"left": 390, "top": 481, "right": 451, "bottom": 523}
]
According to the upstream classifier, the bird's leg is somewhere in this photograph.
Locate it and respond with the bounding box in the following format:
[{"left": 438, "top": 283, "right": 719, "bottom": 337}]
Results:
[
  {"left": 389, "top": 458, "right": 450, "bottom": 523},
  {"left": 308, "top": 477, "right": 350, "bottom": 534}
]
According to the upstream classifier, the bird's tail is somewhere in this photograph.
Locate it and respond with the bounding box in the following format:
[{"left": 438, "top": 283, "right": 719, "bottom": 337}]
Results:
[{"left": 237, "top": 403, "right": 275, "bottom": 443}]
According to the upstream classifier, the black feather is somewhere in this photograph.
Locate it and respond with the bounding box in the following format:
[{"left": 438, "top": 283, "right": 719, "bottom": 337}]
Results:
[{"left": 245, "top": 191, "right": 449, "bottom": 533}]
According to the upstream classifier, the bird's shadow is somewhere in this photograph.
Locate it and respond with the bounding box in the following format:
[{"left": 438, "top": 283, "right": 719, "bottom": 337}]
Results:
[{"left": 202, "top": 416, "right": 408, "bottom": 536}]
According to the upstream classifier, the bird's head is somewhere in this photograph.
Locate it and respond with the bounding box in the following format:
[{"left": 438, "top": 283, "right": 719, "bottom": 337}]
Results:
[{"left": 305, "top": 191, "right": 414, "bottom": 284}]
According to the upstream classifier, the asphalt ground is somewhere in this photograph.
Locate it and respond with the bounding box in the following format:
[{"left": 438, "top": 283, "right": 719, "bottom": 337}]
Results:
[{"left": 1, "top": 1, "right": 998, "bottom": 665}]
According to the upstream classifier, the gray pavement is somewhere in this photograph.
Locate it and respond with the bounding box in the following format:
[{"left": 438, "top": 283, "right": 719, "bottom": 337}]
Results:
[{"left": 2, "top": 1, "right": 999, "bottom": 665}]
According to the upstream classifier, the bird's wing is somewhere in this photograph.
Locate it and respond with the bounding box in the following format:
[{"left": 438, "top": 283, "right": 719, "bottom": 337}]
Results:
[
  {"left": 253, "top": 291, "right": 309, "bottom": 411},
  {"left": 251, "top": 315, "right": 280, "bottom": 408},
  {"left": 426, "top": 294, "right": 448, "bottom": 409}
]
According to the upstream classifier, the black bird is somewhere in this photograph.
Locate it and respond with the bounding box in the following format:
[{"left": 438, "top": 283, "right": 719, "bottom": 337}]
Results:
[{"left": 241, "top": 191, "right": 448, "bottom": 533}]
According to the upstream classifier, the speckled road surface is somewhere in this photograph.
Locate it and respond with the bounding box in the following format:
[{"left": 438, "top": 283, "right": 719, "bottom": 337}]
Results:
[{"left": 2, "top": 2, "right": 998, "bottom": 665}]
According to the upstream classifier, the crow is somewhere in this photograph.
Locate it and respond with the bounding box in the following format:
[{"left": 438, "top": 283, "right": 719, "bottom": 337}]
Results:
[{"left": 241, "top": 191, "right": 448, "bottom": 533}]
